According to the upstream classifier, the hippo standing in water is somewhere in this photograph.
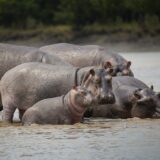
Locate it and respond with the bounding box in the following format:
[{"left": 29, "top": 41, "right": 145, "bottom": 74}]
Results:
[
  {"left": 0, "top": 43, "right": 72, "bottom": 111},
  {"left": 84, "top": 76, "right": 160, "bottom": 118},
  {"left": 22, "top": 86, "right": 95, "bottom": 125},
  {"left": 1, "top": 62, "right": 115, "bottom": 123},
  {"left": 40, "top": 43, "right": 134, "bottom": 76}
]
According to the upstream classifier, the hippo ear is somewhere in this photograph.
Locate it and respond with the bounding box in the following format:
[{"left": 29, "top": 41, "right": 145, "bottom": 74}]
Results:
[
  {"left": 81, "top": 69, "right": 94, "bottom": 86},
  {"left": 103, "top": 61, "right": 112, "bottom": 69},
  {"left": 126, "top": 61, "right": 131, "bottom": 68},
  {"left": 150, "top": 85, "right": 154, "bottom": 90}
]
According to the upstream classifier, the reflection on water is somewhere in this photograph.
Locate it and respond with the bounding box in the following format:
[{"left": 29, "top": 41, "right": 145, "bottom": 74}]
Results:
[{"left": 0, "top": 52, "right": 160, "bottom": 160}]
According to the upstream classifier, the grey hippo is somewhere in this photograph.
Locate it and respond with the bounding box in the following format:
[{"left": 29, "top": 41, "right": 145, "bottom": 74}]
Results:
[
  {"left": 84, "top": 76, "right": 160, "bottom": 118},
  {"left": 22, "top": 86, "right": 95, "bottom": 125},
  {"left": 1, "top": 62, "right": 115, "bottom": 123},
  {"left": 0, "top": 43, "right": 72, "bottom": 111},
  {"left": 40, "top": 43, "right": 134, "bottom": 76}
]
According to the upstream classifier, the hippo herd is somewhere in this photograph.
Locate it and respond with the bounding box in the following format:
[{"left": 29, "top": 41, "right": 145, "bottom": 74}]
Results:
[{"left": 0, "top": 43, "right": 160, "bottom": 125}]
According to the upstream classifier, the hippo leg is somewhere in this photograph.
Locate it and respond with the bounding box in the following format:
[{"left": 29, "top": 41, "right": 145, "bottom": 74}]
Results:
[
  {"left": 19, "top": 109, "right": 26, "bottom": 121},
  {"left": 2, "top": 97, "right": 17, "bottom": 123}
]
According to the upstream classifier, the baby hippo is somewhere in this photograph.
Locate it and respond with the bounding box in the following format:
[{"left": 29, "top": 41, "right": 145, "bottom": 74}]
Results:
[{"left": 22, "top": 86, "right": 94, "bottom": 125}]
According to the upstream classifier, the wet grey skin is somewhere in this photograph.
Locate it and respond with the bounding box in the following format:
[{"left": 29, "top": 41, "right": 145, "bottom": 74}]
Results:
[
  {"left": 1, "top": 62, "right": 115, "bottom": 123},
  {"left": 22, "top": 86, "right": 95, "bottom": 125},
  {"left": 84, "top": 76, "right": 160, "bottom": 119},
  {"left": 40, "top": 43, "right": 134, "bottom": 77},
  {"left": 0, "top": 43, "right": 72, "bottom": 111}
]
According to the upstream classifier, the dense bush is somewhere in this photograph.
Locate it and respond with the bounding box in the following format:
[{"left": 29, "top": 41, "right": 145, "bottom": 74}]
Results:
[{"left": 0, "top": 0, "right": 159, "bottom": 28}]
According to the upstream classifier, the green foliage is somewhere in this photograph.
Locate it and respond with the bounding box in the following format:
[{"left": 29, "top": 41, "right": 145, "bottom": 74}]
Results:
[{"left": 0, "top": 0, "right": 159, "bottom": 29}]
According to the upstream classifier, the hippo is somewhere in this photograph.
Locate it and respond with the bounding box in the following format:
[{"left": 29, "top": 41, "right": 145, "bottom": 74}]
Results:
[
  {"left": 0, "top": 43, "right": 72, "bottom": 78},
  {"left": 22, "top": 86, "right": 95, "bottom": 125},
  {"left": 40, "top": 43, "right": 134, "bottom": 76},
  {"left": 1, "top": 62, "right": 115, "bottom": 123},
  {"left": 84, "top": 76, "right": 160, "bottom": 118},
  {"left": 0, "top": 43, "right": 72, "bottom": 111}
]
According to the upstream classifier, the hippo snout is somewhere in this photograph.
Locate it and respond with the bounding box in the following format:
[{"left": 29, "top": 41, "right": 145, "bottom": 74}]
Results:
[{"left": 99, "top": 91, "right": 115, "bottom": 104}]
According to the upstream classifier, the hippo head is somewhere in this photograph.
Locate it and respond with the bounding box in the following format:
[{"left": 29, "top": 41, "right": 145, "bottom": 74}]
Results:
[
  {"left": 66, "top": 86, "right": 96, "bottom": 124},
  {"left": 102, "top": 61, "right": 134, "bottom": 77},
  {"left": 130, "top": 86, "right": 160, "bottom": 118},
  {"left": 81, "top": 67, "right": 115, "bottom": 105}
]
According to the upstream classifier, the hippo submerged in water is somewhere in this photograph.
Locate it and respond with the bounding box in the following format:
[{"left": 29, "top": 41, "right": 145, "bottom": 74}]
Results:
[
  {"left": 84, "top": 76, "right": 160, "bottom": 118},
  {"left": 0, "top": 43, "right": 72, "bottom": 111},
  {"left": 40, "top": 43, "right": 134, "bottom": 76},
  {"left": 1, "top": 62, "right": 115, "bottom": 123},
  {"left": 22, "top": 86, "right": 95, "bottom": 125}
]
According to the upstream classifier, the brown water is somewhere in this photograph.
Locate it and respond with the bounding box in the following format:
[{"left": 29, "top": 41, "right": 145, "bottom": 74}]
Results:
[{"left": 0, "top": 52, "right": 160, "bottom": 160}]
